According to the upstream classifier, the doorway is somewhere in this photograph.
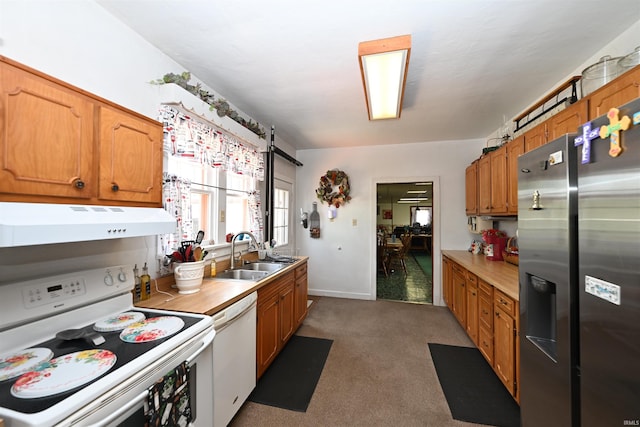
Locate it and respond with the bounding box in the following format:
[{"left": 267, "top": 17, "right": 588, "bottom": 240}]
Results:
[{"left": 376, "top": 182, "right": 434, "bottom": 304}]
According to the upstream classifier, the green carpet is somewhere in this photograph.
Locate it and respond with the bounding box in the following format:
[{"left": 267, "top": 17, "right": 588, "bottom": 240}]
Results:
[
  {"left": 412, "top": 251, "right": 432, "bottom": 276},
  {"left": 377, "top": 250, "right": 432, "bottom": 304}
]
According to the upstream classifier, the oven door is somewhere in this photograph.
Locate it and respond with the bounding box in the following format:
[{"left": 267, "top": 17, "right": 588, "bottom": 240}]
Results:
[{"left": 56, "top": 326, "right": 214, "bottom": 427}]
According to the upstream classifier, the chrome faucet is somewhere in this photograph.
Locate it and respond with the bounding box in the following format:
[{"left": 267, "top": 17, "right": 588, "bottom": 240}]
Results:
[{"left": 230, "top": 231, "right": 259, "bottom": 269}]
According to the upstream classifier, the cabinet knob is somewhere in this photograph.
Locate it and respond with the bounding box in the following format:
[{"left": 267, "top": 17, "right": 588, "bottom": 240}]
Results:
[
  {"left": 74, "top": 179, "right": 85, "bottom": 189},
  {"left": 111, "top": 184, "right": 119, "bottom": 192}
]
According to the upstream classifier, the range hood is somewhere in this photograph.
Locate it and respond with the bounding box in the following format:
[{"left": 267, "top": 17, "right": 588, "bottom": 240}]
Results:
[{"left": 0, "top": 202, "right": 176, "bottom": 247}]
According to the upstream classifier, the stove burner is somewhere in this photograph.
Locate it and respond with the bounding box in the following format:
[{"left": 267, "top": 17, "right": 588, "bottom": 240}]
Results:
[
  {"left": 93, "top": 311, "right": 145, "bottom": 332},
  {"left": 10, "top": 350, "right": 116, "bottom": 399},
  {"left": 0, "top": 348, "right": 53, "bottom": 382},
  {"left": 119, "top": 316, "right": 185, "bottom": 343},
  {"left": 55, "top": 328, "right": 105, "bottom": 346}
]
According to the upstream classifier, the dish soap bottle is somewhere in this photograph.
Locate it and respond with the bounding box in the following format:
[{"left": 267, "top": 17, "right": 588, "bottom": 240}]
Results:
[
  {"left": 133, "top": 264, "right": 141, "bottom": 303},
  {"left": 210, "top": 254, "right": 217, "bottom": 278},
  {"left": 140, "top": 263, "right": 151, "bottom": 300}
]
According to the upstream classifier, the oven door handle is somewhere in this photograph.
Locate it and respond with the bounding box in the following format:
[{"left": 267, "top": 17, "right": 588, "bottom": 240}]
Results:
[
  {"left": 99, "top": 389, "right": 148, "bottom": 425},
  {"left": 186, "top": 328, "right": 215, "bottom": 364}
]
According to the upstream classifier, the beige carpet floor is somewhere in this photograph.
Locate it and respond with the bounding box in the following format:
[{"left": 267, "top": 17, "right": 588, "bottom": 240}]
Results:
[{"left": 230, "top": 297, "right": 491, "bottom": 427}]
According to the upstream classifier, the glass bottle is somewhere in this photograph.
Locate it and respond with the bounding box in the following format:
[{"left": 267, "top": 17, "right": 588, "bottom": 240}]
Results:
[{"left": 310, "top": 202, "right": 320, "bottom": 238}]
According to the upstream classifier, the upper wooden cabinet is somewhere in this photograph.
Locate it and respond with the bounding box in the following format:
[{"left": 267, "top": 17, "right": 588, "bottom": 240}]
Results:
[
  {"left": 0, "top": 56, "right": 163, "bottom": 207},
  {"left": 0, "top": 59, "right": 96, "bottom": 200},
  {"left": 523, "top": 122, "right": 547, "bottom": 153},
  {"left": 588, "top": 65, "right": 640, "bottom": 119},
  {"left": 477, "top": 155, "right": 491, "bottom": 215},
  {"left": 473, "top": 145, "right": 509, "bottom": 216},
  {"left": 465, "top": 161, "right": 478, "bottom": 215},
  {"left": 489, "top": 145, "right": 508, "bottom": 214},
  {"left": 506, "top": 136, "right": 524, "bottom": 215},
  {"left": 98, "top": 106, "right": 163, "bottom": 205},
  {"left": 547, "top": 98, "right": 587, "bottom": 141}
]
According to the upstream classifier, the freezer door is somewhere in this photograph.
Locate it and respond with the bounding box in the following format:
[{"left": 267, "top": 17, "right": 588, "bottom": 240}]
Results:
[
  {"left": 577, "top": 98, "right": 640, "bottom": 427},
  {"left": 518, "top": 135, "right": 579, "bottom": 427}
]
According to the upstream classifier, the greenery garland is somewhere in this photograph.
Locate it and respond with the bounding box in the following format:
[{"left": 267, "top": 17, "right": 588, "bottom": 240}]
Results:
[
  {"left": 151, "top": 72, "right": 266, "bottom": 139},
  {"left": 316, "top": 169, "right": 352, "bottom": 208}
]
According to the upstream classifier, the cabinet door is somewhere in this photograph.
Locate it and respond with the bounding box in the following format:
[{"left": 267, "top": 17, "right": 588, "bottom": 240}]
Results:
[
  {"left": 98, "top": 106, "right": 163, "bottom": 206},
  {"left": 588, "top": 65, "right": 640, "bottom": 119},
  {"left": 0, "top": 60, "right": 95, "bottom": 200},
  {"left": 451, "top": 264, "right": 466, "bottom": 327},
  {"left": 442, "top": 257, "right": 453, "bottom": 310},
  {"left": 524, "top": 122, "right": 547, "bottom": 153},
  {"left": 294, "top": 263, "right": 308, "bottom": 328},
  {"left": 547, "top": 99, "right": 587, "bottom": 140},
  {"left": 465, "top": 161, "right": 478, "bottom": 215},
  {"left": 479, "top": 325, "right": 494, "bottom": 366},
  {"left": 489, "top": 145, "right": 507, "bottom": 214},
  {"left": 257, "top": 294, "right": 280, "bottom": 378},
  {"left": 494, "top": 305, "right": 515, "bottom": 395},
  {"left": 465, "top": 281, "right": 479, "bottom": 345},
  {"left": 477, "top": 155, "right": 491, "bottom": 214},
  {"left": 506, "top": 136, "right": 524, "bottom": 215},
  {"left": 279, "top": 278, "right": 295, "bottom": 346}
]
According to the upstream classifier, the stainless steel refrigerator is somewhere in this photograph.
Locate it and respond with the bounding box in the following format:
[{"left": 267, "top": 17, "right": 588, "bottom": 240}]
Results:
[{"left": 518, "top": 97, "right": 640, "bottom": 427}]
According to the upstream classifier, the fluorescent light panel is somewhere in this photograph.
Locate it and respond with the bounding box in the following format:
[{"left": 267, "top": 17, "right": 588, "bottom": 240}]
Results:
[{"left": 359, "top": 35, "right": 411, "bottom": 120}]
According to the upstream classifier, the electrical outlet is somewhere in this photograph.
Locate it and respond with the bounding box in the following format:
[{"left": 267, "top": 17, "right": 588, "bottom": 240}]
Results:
[
  {"left": 220, "top": 210, "right": 226, "bottom": 222},
  {"left": 352, "top": 218, "right": 357, "bottom": 227}
]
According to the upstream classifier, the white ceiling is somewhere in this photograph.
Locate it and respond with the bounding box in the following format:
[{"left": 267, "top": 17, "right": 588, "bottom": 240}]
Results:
[{"left": 97, "top": 0, "right": 640, "bottom": 150}]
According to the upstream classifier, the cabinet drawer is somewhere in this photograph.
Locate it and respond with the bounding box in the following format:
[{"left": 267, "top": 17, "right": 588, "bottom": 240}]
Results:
[
  {"left": 479, "top": 326, "right": 494, "bottom": 366},
  {"left": 452, "top": 262, "right": 465, "bottom": 276},
  {"left": 479, "top": 296, "right": 494, "bottom": 330},
  {"left": 478, "top": 279, "right": 493, "bottom": 299},
  {"left": 295, "top": 263, "right": 307, "bottom": 278},
  {"left": 466, "top": 272, "right": 478, "bottom": 287},
  {"left": 494, "top": 289, "right": 516, "bottom": 318}
]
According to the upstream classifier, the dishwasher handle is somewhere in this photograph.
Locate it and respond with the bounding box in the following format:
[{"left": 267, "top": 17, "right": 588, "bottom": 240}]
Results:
[{"left": 212, "top": 293, "right": 257, "bottom": 330}]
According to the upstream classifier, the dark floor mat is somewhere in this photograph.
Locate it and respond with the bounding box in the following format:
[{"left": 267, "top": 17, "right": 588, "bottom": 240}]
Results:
[
  {"left": 248, "top": 335, "right": 333, "bottom": 412},
  {"left": 429, "top": 343, "right": 520, "bottom": 427}
]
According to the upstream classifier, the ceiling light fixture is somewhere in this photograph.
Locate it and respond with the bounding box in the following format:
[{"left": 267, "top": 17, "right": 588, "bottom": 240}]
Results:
[{"left": 358, "top": 34, "right": 411, "bottom": 120}]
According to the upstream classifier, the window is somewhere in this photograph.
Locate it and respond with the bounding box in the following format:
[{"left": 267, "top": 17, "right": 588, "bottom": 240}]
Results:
[
  {"left": 166, "top": 156, "right": 219, "bottom": 244},
  {"left": 225, "top": 172, "right": 255, "bottom": 236},
  {"left": 272, "top": 187, "right": 289, "bottom": 246}
]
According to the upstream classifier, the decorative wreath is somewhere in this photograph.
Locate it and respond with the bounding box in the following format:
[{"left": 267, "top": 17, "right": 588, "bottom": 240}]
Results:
[{"left": 316, "top": 169, "right": 352, "bottom": 208}]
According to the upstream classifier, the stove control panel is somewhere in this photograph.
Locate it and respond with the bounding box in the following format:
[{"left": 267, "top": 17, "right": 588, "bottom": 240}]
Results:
[
  {"left": 23, "top": 278, "right": 87, "bottom": 309},
  {"left": 0, "top": 265, "right": 136, "bottom": 330}
]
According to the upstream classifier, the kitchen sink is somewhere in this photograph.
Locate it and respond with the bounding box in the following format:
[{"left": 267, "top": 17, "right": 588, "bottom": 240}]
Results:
[
  {"left": 243, "top": 262, "right": 286, "bottom": 272},
  {"left": 215, "top": 269, "right": 270, "bottom": 281}
]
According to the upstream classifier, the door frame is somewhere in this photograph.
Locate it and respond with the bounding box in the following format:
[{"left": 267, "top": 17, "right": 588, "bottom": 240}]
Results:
[{"left": 370, "top": 176, "right": 442, "bottom": 305}]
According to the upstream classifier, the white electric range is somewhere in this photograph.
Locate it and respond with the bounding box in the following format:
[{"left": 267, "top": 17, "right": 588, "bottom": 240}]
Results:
[{"left": 0, "top": 264, "right": 214, "bottom": 427}]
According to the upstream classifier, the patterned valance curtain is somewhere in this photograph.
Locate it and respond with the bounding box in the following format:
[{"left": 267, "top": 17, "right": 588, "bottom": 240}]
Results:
[
  {"left": 158, "top": 105, "right": 265, "bottom": 180},
  {"left": 158, "top": 173, "right": 193, "bottom": 262},
  {"left": 248, "top": 191, "right": 264, "bottom": 247}
]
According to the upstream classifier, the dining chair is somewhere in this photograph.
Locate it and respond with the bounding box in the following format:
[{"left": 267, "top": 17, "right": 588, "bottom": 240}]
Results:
[
  {"left": 377, "top": 239, "right": 389, "bottom": 277},
  {"left": 388, "top": 233, "right": 411, "bottom": 275}
]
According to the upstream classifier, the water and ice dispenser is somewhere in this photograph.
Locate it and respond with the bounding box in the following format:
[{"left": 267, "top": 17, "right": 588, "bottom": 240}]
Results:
[{"left": 525, "top": 274, "right": 557, "bottom": 361}]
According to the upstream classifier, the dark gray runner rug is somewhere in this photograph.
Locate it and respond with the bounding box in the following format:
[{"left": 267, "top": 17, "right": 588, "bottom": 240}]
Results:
[
  {"left": 429, "top": 343, "right": 520, "bottom": 427},
  {"left": 248, "top": 335, "right": 333, "bottom": 412}
]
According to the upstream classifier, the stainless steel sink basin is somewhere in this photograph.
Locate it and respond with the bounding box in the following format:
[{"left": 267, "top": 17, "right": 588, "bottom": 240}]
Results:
[
  {"left": 244, "top": 262, "right": 285, "bottom": 272},
  {"left": 215, "top": 269, "right": 270, "bottom": 281}
]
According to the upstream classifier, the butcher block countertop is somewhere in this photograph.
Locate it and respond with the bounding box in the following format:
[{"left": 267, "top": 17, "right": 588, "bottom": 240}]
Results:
[
  {"left": 135, "top": 256, "right": 308, "bottom": 315},
  {"left": 442, "top": 250, "right": 519, "bottom": 301}
]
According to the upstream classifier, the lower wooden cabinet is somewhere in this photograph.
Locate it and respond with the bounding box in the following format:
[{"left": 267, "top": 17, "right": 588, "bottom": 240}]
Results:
[
  {"left": 256, "top": 270, "right": 295, "bottom": 379},
  {"left": 256, "top": 261, "right": 308, "bottom": 379},
  {"left": 442, "top": 256, "right": 519, "bottom": 402},
  {"left": 442, "top": 257, "right": 453, "bottom": 310},
  {"left": 451, "top": 263, "right": 466, "bottom": 327},
  {"left": 294, "top": 262, "right": 308, "bottom": 328},
  {"left": 465, "top": 272, "right": 479, "bottom": 346}
]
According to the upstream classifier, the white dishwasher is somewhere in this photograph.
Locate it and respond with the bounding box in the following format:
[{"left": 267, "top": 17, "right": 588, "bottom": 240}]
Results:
[{"left": 212, "top": 291, "right": 257, "bottom": 427}]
